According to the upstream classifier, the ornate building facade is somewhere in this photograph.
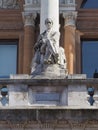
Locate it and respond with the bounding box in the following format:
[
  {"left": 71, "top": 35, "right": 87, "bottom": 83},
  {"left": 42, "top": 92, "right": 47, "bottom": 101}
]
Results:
[
  {"left": 0, "top": 0, "right": 98, "bottom": 130},
  {"left": 0, "top": 0, "right": 98, "bottom": 77}
]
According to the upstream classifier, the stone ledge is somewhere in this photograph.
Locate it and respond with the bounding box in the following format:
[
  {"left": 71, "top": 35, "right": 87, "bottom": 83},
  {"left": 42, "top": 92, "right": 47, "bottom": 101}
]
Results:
[
  {"left": 0, "top": 105, "right": 97, "bottom": 110},
  {"left": 0, "top": 78, "right": 98, "bottom": 86}
]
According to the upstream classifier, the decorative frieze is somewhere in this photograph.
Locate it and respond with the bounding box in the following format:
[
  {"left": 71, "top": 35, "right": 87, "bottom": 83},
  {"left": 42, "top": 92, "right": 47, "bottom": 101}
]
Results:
[
  {"left": 0, "top": 109, "right": 98, "bottom": 129},
  {"left": 0, "top": 120, "right": 98, "bottom": 129},
  {"left": 0, "top": 0, "right": 19, "bottom": 9},
  {"left": 63, "top": 11, "right": 77, "bottom": 27},
  {"left": 25, "top": 0, "right": 40, "bottom": 5},
  {"left": 24, "top": 0, "right": 76, "bottom": 14},
  {"left": 24, "top": 0, "right": 75, "bottom": 5},
  {"left": 60, "top": 0, "right": 75, "bottom": 4}
]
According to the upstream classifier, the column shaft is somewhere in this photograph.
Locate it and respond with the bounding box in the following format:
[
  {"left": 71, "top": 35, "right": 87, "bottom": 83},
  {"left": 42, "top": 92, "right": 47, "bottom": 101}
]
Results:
[
  {"left": 63, "top": 12, "right": 77, "bottom": 74},
  {"left": 75, "top": 31, "right": 81, "bottom": 73},
  {"left": 40, "top": 0, "right": 59, "bottom": 33},
  {"left": 64, "top": 25, "right": 76, "bottom": 74},
  {"left": 23, "top": 26, "right": 35, "bottom": 74}
]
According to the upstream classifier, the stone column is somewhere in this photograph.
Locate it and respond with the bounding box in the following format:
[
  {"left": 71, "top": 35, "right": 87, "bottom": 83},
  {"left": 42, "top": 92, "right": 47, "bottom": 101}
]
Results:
[
  {"left": 23, "top": 12, "right": 36, "bottom": 74},
  {"left": 40, "top": 0, "right": 59, "bottom": 33},
  {"left": 63, "top": 12, "right": 77, "bottom": 74},
  {"left": 75, "top": 30, "right": 81, "bottom": 74}
]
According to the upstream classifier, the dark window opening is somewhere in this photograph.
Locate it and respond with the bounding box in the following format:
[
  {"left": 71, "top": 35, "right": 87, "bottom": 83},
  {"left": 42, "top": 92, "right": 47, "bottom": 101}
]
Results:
[
  {"left": 81, "top": 39, "right": 98, "bottom": 78},
  {"left": 81, "top": 0, "right": 98, "bottom": 8},
  {"left": 0, "top": 40, "right": 18, "bottom": 78}
]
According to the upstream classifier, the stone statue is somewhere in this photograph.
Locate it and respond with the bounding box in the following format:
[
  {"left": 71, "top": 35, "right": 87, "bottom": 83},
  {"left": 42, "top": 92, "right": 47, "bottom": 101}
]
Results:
[
  {"left": 34, "top": 18, "right": 59, "bottom": 64},
  {"left": 31, "top": 18, "right": 67, "bottom": 78}
]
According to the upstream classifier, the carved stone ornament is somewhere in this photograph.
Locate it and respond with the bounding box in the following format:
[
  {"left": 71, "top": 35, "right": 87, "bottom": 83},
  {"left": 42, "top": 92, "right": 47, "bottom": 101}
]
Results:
[
  {"left": 23, "top": 12, "right": 37, "bottom": 26},
  {"left": 63, "top": 11, "right": 77, "bottom": 27},
  {"left": 25, "top": 0, "right": 75, "bottom": 5},
  {"left": 30, "top": 0, "right": 75, "bottom": 5},
  {"left": 60, "top": 0, "right": 75, "bottom": 4},
  {"left": 33, "top": 0, "right": 39, "bottom": 4},
  {"left": 0, "top": 0, "right": 19, "bottom": 9},
  {"left": 1, "top": 120, "right": 98, "bottom": 129},
  {"left": 25, "top": 0, "right": 40, "bottom": 5},
  {"left": 31, "top": 18, "right": 68, "bottom": 78}
]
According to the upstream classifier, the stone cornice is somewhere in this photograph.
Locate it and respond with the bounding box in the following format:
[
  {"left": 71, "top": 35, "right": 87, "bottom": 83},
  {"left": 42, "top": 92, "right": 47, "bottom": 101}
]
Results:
[
  {"left": 23, "top": 0, "right": 76, "bottom": 14},
  {"left": 1, "top": 77, "right": 98, "bottom": 86}
]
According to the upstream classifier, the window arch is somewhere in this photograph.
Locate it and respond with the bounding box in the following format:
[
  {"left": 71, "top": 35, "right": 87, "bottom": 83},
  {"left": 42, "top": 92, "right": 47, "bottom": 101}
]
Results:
[{"left": 81, "top": 0, "right": 98, "bottom": 8}]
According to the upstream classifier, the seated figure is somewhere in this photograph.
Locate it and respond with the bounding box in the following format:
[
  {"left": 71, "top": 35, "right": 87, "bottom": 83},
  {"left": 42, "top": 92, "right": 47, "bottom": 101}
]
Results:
[
  {"left": 34, "top": 18, "right": 59, "bottom": 64},
  {"left": 31, "top": 18, "right": 67, "bottom": 76}
]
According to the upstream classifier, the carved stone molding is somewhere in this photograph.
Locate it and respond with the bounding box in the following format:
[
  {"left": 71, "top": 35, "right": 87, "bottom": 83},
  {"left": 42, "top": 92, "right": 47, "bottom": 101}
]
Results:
[
  {"left": 24, "top": 0, "right": 76, "bottom": 14},
  {"left": 0, "top": 120, "right": 98, "bottom": 129},
  {"left": 0, "top": 0, "right": 19, "bottom": 9},
  {"left": 22, "top": 12, "right": 37, "bottom": 26},
  {"left": 25, "top": 0, "right": 40, "bottom": 5},
  {"left": 60, "top": 0, "right": 75, "bottom": 4},
  {"left": 24, "top": 0, "right": 75, "bottom": 5},
  {"left": 7, "top": 121, "right": 27, "bottom": 129},
  {"left": 63, "top": 11, "right": 77, "bottom": 27}
]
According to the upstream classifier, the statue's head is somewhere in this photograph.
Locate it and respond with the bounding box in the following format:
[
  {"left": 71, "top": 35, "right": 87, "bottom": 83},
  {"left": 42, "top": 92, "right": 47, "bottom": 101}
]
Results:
[
  {"left": 45, "top": 18, "right": 53, "bottom": 25},
  {"left": 45, "top": 18, "right": 53, "bottom": 30}
]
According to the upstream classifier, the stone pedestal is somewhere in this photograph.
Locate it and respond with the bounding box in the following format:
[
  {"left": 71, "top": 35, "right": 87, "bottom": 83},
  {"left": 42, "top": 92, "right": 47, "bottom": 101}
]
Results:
[
  {"left": 31, "top": 64, "right": 67, "bottom": 79},
  {"left": 0, "top": 74, "right": 97, "bottom": 108}
]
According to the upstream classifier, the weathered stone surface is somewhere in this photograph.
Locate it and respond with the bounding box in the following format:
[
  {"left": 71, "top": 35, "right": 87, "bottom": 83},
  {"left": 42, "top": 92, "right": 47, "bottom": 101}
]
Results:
[
  {"left": 0, "top": 109, "right": 98, "bottom": 121},
  {"left": 0, "top": 76, "right": 98, "bottom": 108},
  {"left": 8, "top": 84, "right": 28, "bottom": 106},
  {"left": 10, "top": 74, "right": 30, "bottom": 79},
  {"left": 67, "top": 74, "right": 87, "bottom": 79},
  {"left": 31, "top": 64, "right": 67, "bottom": 79},
  {"left": 0, "top": 0, "right": 19, "bottom": 9},
  {"left": 68, "top": 85, "right": 88, "bottom": 107}
]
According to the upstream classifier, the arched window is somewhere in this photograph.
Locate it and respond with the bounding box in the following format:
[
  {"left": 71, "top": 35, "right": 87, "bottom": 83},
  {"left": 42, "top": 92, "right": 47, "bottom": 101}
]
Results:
[{"left": 81, "top": 0, "right": 98, "bottom": 8}]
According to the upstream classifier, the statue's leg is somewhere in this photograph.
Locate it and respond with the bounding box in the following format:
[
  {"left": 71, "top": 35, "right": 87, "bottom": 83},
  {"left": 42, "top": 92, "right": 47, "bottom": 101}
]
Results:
[
  {"left": 40, "top": 43, "right": 47, "bottom": 54},
  {"left": 40, "top": 54, "right": 44, "bottom": 64},
  {"left": 47, "top": 40, "right": 58, "bottom": 55}
]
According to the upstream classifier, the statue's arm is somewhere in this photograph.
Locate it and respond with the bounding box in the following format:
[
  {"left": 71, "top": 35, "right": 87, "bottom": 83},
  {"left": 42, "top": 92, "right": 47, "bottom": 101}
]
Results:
[{"left": 50, "top": 32, "right": 60, "bottom": 43}]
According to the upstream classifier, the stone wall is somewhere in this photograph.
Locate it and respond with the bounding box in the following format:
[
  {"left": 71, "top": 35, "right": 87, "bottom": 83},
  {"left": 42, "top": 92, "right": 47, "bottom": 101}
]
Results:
[{"left": 0, "top": 109, "right": 98, "bottom": 130}]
